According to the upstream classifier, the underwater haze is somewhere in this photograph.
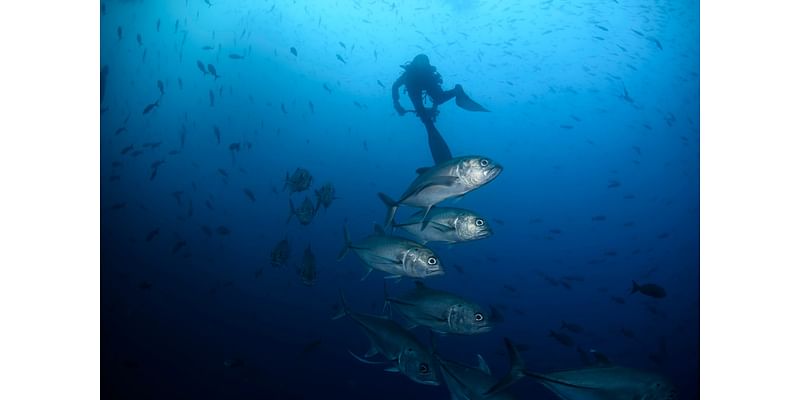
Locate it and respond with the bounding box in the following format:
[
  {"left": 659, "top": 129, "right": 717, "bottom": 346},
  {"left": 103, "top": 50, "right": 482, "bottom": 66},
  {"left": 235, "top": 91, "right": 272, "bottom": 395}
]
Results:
[{"left": 101, "top": 0, "right": 699, "bottom": 399}]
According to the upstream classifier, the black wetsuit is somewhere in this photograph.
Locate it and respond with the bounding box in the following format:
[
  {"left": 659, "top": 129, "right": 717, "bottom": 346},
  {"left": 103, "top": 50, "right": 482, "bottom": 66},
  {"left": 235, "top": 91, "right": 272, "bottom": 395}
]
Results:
[{"left": 392, "top": 64, "right": 460, "bottom": 164}]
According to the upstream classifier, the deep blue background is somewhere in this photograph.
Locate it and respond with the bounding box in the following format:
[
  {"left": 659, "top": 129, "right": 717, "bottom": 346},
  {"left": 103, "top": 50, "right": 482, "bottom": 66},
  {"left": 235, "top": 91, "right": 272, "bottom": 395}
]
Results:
[{"left": 101, "top": 0, "right": 699, "bottom": 398}]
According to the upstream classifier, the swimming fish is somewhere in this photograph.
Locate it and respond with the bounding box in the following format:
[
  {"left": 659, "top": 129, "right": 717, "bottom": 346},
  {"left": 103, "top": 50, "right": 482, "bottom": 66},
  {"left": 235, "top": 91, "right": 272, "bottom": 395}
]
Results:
[
  {"left": 487, "top": 338, "right": 678, "bottom": 400},
  {"left": 332, "top": 292, "right": 439, "bottom": 386},
  {"left": 384, "top": 281, "right": 493, "bottom": 335},
  {"left": 378, "top": 156, "right": 502, "bottom": 230},
  {"left": 337, "top": 225, "right": 443, "bottom": 280},
  {"left": 392, "top": 207, "right": 492, "bottom": 244}
]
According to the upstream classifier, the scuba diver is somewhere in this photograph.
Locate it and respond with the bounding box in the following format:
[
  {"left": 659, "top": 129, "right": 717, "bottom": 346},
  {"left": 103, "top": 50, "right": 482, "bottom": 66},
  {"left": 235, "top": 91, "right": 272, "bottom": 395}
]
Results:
[{"left": 392, "top": 54, "right": 489, "bottom": 165}]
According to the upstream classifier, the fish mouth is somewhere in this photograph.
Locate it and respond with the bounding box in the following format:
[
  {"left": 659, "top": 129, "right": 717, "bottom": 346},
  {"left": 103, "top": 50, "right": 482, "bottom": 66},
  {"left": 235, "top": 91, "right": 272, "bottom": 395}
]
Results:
[{"left": 427, "top": 268, "right": 445, "bottom": 277}]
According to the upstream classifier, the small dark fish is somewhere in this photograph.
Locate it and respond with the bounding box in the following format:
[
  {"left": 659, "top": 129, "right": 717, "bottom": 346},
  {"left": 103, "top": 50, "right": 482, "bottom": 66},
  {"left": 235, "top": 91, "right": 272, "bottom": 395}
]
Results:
[
  {"left": 243, "top": 188, "right": 256, "bottom": 202},
  {"left": 171, "top": 191, "right": 183, "bottom": 206},
  {"left": 620, "top": 328, "right": 636, "bottom": 339},
  {"left": 145, "top": 228, "right": 159, "bottom": 242},
  {"left": 502, "top": 284, "right": 517, "bottom": 293},
  {"left": 136, "top": 33, "right": 142, "bottom": 46},
  {"left": 217, "top": 168, "right": 228, "bottom": 177},
  {"left": 213, "top": 125, "right": 220, "bottom": 144},
  {"left": 301, "top": 339, "right": 322, "bottom": 354},
  {"left": 336, "top": 54, "right": 346, "bottom": 64},
  {"left": 323, "top": 83, "right": 332, "bottom": 94},
  {"left": 228, "top": 53, "right": 245, "bottom": 59},
  {"left": 308, "top": 101, "right": 315, "bottom": 114},
  {"left": 559, "top": 280, "right": 572, "bottom": 290},
  {"left": 209, "top": 90, "right": 215, "bottom": 107},
  {"left": 114, "top": 127, "right": 127, "bottom": 136},
  {"left": 201, "top": 45, "right": 214, "bottom": 50},
  {"left": 631, "top": 29, "right": 644, "bottom": 36},
  {"left": 591, "top": 215, "right": 606, "bottom": 221},
  {"left": 377, "top": 80, "right": 385, "bottom": 88},
  {"left": 561, "top": 321, "right": 584, "bottom": 333},
  {"left": 271, "top": 236, "right": 291, "bottom": 267},
  {"left": 607, "top": 180, "right": 621, "bottom": 188},
  {"left": 548, "top": 330, "right": 574, "bottom": 347},
  {"left": 290, "top": 47, "right": 298, "bottom": 56},
  {"left": 142, "top": 100, "right": 159, "bottom": 115},
  {"left": 117, "top": 26, "right": 122, "bottom": 41},
  {"left": 216, "top": 226, "right": 231, "bottom": 236},
  {"left": 281, "top": 103, "right": 288, "bottom": 114},
  {"left": 560, "top": 124, "right": 573, "bottom": 129},
  {"left": 630, "top": 281, "right": 666, "bottom": 298},
  {"left": 156, "top": 18, "right": 161, "bottom": 32},
  {"left": 338, "top": 41, "right": 346, "bottom": 49},
  {"left": 207, "top": 64, "right": 219, "bottom": 79},
  {"left": 596, "top": 25, "right": 608, "bottom": 31},
  {"left": 120, "top": 145, "right": 134, "bottom": 155},
  {"left": 649, "top": 37, "right": 663, "bottom": 50},
  {"left": 157, "top": 80, "right": 164, "bottom": 95},
  {"left": 624, "top": 194, "right": 636, "bottom": 199},
  {"left": 172, "top": 240, "right": 187, "bottom": 254}
]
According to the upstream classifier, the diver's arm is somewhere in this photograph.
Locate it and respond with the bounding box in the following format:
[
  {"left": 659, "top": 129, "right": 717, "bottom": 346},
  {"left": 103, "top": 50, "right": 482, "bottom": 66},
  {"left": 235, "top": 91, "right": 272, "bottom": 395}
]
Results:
[{"left": 391, "top": 74, "right": 408, "bottom": 115}]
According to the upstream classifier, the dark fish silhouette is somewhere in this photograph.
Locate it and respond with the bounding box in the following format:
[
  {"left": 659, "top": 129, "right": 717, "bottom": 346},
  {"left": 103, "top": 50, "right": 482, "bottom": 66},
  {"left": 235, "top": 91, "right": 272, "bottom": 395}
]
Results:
[
  {"left": 117, "top": 26, "right": 122, "bottom": 41},
  {"left": 271, "top": 236, "right": 290, "bottom": 267},
  {"left": 196, "top": 60, "right": 207, "bottom": 75},
  {"left": 157, "top": 80, "right": 164, "bottom": 95},
  {"left": 228, "top": 53, "right": 245, "bottom": 59},
  {"left": 145, "top": 229, "right": 159, "bottom": 242},
  {"left": 213, "top": 125, "right": 220, "bottom": 144},
  {"left": 630, "top": 281, "right": 666, "bottom": 298},
  {"left": 209, "top": 90, "right": 215, "bottom": 107},
  {"left": 548, "top": 330, "right": 574, "bottom": 347},
  {"left": 172, "top": 240, "right": 187, "bottom": 254},
  {"left": 142, "top": 100, "right": 159, "bottom": 115},
  {"left": 243, "top": 188, "right": 256, "bottom": 202},
  {"left": 290, "top": 47, "right": 297, "bottom": 56},
  {"left": 336, "top": 54, "right": 346, "bottom": 64}
]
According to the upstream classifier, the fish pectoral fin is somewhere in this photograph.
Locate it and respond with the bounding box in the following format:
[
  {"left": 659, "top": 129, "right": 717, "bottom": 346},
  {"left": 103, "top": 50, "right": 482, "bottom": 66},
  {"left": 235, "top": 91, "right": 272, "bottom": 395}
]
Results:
[
  {"left": 407, "top": 176, "right": 459, "bottom": 198},
  {"left": 364, "top": 345, "right": 380, "bottom": 358},
  {"left": 384, "top": 366, "right": 400, "bottom": 373},
  {"left": 476, "top": 354, "right": 491, "bottom": 375},
  {"left": 359, "top": 268, "right": 373, "bottom": 281},
  {"left": 384, "top": 274, "right": 403, "bottom": 280},
  {"left": 429, "top": 221, "right": 455, "bottom": 233},
  {"left": 348, "top": 349, "right": 386, "bottom": 365}
]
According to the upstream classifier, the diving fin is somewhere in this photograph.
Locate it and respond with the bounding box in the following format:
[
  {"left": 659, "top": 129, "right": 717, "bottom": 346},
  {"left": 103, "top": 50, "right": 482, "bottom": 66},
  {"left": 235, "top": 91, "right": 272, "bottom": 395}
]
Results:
[{"left": 455, "top": 86, "right": 489, "bottom": 112}]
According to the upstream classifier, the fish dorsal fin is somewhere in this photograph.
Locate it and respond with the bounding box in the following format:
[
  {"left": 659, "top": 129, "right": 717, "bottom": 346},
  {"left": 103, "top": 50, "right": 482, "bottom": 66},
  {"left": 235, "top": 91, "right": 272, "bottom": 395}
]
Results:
[
  {"left": 416, "top": 167, "right": 432, "bottom": 175},
  {"left": 477, "top": 354, "right": 491, "bottom": 375},
  {"left": 373, "top": 223, "right": 386, "bottom": 235}
]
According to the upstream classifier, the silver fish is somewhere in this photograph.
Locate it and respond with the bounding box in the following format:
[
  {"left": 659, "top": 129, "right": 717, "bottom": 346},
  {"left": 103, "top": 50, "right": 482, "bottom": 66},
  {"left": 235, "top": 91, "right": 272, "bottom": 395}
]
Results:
[
  {"left": 270, "top": 236, "right": 290, "bottom": 267},
  {"left": 284, "top": 167, "right": 313, "bottom": 193},
  {"left": 385, "top": 281, "right": 492, "bottom": 335},
  {"left": 287, "top": 196, "right": 316, "bottom": 225},
  {"left": 337, "top": 225, "right": 443, "bottom": 279},
  {"left": 487, "top": 338, "right": 678, "bottom": 400},
  {"left": 393, "top": 207, "right": 492, "bottom": 244},
  {"left": 297, "top": 244, "right": 316, "bottom": 286},
  {"left": 332, "top": 292, "right": 439, "bottom": 386},
  {"left": 379, "top": 155, "right": 502, "bottom": 230}
]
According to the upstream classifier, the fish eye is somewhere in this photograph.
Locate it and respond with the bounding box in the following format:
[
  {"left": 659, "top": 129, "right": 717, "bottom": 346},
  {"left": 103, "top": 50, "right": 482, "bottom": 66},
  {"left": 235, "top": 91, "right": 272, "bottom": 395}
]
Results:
[
  {"left": 427, "top": 257, "right": 438, "bottom": 265},
  {"left": 419, "top": 363, "right": 429, "bottom": 373},
  {"left": 475, "top": 313, "right": 484, "bottom": 321},
  {"left": 480, "top": 159, "right": 489, "bottom": 167},
  {"left": 475, "top": 218, "right": 484, "bottom": 226}
]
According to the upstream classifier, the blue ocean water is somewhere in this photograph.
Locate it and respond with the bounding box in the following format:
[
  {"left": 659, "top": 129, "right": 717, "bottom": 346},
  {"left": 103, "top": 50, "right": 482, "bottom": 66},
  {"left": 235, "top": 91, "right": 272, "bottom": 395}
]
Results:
[{"left": 101, "top": 0, "right": 699, "bottom": 398}]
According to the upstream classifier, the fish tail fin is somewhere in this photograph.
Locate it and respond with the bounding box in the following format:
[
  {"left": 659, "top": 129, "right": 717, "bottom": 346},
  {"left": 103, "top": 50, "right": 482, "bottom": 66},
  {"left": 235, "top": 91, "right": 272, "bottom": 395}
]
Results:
[
  {"left": 630, "top": 280, "right": 640, "bottom": 295},
  {"left": 381, "top": 281, "right": 392, "bottom": 317},
  {"left": 286, "top": 200, "right": 295, "bottom": 224},
  {"left": 332, "top": 289, "right": 350, "bottom": 320},
  {"left": 377, "top": 193, "right": 398, "bottom": 229},
  {"left": 485, "top": 337, "right": 528, "bottom": 396},
  {"left": 336, "top": 224, "right": 351, "bottom": 261}
]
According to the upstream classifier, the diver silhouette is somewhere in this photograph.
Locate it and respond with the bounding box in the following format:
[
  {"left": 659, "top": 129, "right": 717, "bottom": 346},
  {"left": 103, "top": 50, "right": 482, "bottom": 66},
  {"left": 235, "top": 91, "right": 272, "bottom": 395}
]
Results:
[{"left": 391, "top": 54, "right": 488, "bottom": 165}]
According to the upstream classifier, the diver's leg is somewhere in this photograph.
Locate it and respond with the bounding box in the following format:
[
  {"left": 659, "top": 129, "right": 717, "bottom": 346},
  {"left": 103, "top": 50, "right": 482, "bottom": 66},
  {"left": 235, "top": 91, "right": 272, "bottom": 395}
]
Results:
[
  {"left": 423, "top": 120, "right": 453, "bottom": 164},
  {"left": 427, "top": 85, "right": 458, "bottom": 105},
  {"left": 408, "top": 91, "right": 433, "bottom": 124}
]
